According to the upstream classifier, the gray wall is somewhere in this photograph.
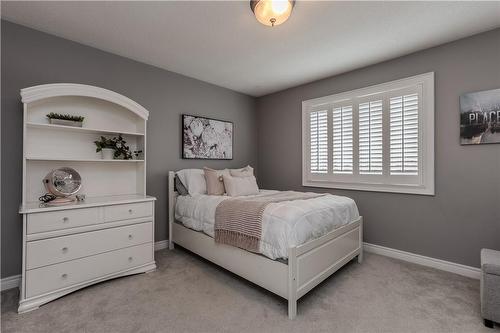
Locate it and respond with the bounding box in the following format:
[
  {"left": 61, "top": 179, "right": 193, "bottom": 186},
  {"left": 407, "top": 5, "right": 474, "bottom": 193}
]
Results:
[
  {"left": 256, "top": 28, "right": 500, "bottom": 268},
  {"left": 1, "top": 20, "right": 498, "bottom": 279},
  {"left": 1, "top": 21, "right": 257, "bottom": 278}
]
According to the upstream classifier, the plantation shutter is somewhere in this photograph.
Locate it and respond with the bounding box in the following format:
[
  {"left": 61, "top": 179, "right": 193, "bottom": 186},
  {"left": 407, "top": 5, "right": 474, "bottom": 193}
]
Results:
[
  {"left": 390, "top": 93, "right": 419, "bottom": 175},
  {"left": 310, "top": 110, "right": 328, "bottom": 174},
  {"left": 302, "top": 73, "right": 433, "bottom": 195},
  {"left": 358, "top": 100, "right": 383, "bottom": 175},
  {"left": 332, "top": 106, "right": 353, "bottom": 174}
]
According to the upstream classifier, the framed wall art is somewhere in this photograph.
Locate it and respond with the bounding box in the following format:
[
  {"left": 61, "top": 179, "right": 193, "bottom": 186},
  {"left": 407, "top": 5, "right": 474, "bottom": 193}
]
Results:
[
  {"left": 460, "top": 88, "right": 500, "bottom": 145},
  {"left": 182, "top": 114, "right": 233, "bottom": 159}
]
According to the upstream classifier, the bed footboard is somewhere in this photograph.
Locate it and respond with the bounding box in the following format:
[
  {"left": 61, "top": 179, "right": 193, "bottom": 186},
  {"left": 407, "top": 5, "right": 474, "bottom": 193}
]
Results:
[{"left": 287, "top": 218, "right": 363, "bottom": 319}]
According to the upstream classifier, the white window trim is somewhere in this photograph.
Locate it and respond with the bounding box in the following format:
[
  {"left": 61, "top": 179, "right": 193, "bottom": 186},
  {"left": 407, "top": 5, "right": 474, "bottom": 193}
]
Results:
[{"left": 302, "top": 72, "right": 435, "bottom": 195}]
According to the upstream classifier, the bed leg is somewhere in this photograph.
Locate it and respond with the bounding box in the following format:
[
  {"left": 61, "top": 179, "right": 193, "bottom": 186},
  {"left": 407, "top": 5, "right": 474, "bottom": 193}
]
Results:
[
  {"left": 168, "top": 239, "right": 174, "bottom": 250},
  {"left": 288, "top": 299, "right": 297, "bottom": 320},
  {"left": 288, "top": 247, "right": 297, "bottom": 319},
  {"left": 357, "top": 250, "right": 363, "bottom": 264},
  {"left": 357, "top": 219, "right": 363, "bottom": 264}
]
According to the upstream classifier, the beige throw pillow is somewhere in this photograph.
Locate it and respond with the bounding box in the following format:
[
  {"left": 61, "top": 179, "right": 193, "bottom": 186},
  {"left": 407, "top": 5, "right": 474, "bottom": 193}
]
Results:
[
  {"left": 229, "top": 165, "right": 254, "bottom": 178},
  {"left": 223, "top": 174, "right": 259, "bottom": 197},
  {"left": 203, "top": 167, "right": 228, "bottom": 195}
]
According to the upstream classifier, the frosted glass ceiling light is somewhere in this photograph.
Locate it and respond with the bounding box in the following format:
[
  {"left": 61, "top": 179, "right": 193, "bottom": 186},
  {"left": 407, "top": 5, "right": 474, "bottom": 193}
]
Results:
[{"left": 250, "top": 0, "right": 295, "bottom": 27}]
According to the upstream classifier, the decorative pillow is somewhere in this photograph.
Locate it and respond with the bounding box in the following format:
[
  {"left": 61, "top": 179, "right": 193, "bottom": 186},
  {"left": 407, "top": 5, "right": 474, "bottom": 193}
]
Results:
[
  {"left": 223, "top": 174, "right": 259, "bottom": 197},
  {"left": 203, "top": 167, "right": 229, "bottom": 195},
  {"left": 174, "top": 174, "right": 189, "bottom": 196},
  {"left": 176, "top": 169, "right": 207, "bottom": 196},
  {"left": 230, "top": 165, "right": 254, "bottom": 178}
]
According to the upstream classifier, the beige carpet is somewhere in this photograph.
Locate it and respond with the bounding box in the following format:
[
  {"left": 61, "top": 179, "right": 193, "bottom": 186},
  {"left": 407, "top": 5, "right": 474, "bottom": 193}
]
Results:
[{"left": 1, "top": 248, "right": 496, "bottom": 333}]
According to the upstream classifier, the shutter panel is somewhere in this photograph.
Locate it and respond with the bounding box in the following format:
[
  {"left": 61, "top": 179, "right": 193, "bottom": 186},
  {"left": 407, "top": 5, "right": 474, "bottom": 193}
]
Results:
[
  {"left": 359, "top": 100, "right": 383, "bottom": 175},
  {"left": 332, "top": 106, "right": 353, "bottom": 174},
  {"left": 310, "top": 110, "right": 328, "bottom": 174},
  {"left": 390, "top": 93, "right": 419, "bottom": 175}
]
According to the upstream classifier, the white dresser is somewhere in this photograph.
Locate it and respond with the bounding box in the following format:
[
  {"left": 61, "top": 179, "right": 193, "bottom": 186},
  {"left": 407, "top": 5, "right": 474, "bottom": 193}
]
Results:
[
  {"left": 18, "top": 84, "right": 157, "bottom": 313},
  {"left": 19, "top": 196, "right": 156, "bottom": 313}
]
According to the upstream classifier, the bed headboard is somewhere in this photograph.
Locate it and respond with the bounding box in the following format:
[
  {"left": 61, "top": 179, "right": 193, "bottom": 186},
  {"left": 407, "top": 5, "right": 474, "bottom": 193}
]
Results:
[{"left": 168, "top": 171, "right": 178, "bottom": 250}]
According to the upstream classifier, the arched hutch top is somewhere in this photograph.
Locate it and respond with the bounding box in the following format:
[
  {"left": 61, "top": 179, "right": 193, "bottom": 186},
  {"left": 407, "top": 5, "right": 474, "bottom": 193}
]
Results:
[
  {"left": 20, "top": 83, "right": 152, "bottom": 210},
  {"left": 21, "top": 83, "right": 149, "bottom": 120}
]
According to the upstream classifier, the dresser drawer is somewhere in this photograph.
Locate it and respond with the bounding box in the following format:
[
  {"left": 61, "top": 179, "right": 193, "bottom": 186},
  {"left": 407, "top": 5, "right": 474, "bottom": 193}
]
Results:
[
  {"left": 26, "top": 222, "right": 153, "bottom": 270},
  {"left": 103, "top": 202, "right": 152, "bottom": 222},
  {"left": 27, "top": 207, "right": 101, "bottom": 234},
  {"left": 26, "top": 243, "right": 152, "bottom": 298}
]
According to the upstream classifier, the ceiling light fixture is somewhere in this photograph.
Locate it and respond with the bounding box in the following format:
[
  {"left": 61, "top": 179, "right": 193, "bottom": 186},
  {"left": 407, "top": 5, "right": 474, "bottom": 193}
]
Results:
[{"left": 250, "top": 0, "right": 295, "bottom": 27}]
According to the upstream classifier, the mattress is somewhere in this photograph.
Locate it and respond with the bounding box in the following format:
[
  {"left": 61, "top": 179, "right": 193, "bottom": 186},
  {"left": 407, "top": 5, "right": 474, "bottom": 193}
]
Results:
[{"left": 175, "top": 190, "right": 359, "bottom": 260}]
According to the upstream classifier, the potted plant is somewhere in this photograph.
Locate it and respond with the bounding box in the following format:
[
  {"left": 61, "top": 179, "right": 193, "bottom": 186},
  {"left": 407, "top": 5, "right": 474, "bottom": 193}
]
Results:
[
  {"left": 113, "top": 135, "right": 143, "bottom": 160},
  {"left": 94, "top": 136, "right": 115, "bottom": 159},
  {"left": 46, "top": 112, "right": 85, "bottom": 127},
  {"left": 94, "top": 135, "right": 143, "bottom": 160}
]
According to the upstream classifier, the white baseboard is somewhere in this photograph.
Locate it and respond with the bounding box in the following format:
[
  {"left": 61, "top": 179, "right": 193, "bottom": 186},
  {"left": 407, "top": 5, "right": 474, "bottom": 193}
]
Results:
[
  {"left": 1, "top": 240, "right": 479, "bottom": 291},
  {"left": 154, "top": 239, "right": 169, "bottom": 251},
  {"left": 363, "top": 242, "right": 481, "bottom": 279},
  {"left": 1, "top": 240, "right": 170, "bottom": 292},
  {"left": 1, "top": 274, "right": 21, "bottom": 292}
]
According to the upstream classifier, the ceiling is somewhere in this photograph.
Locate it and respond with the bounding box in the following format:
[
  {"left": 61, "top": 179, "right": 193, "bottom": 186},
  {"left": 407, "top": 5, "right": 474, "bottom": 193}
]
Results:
[{"left": 2, "top": 1, "right": 500, "bottom": 97}]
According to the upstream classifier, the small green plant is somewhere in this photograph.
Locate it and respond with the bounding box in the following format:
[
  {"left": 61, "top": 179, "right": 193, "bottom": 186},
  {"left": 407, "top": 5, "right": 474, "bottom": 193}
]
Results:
[
  {"left": 113, "top": 135, "right": 143, "bottom": 160},
  {"left": 94, "top": 136, "right": 115, "bottom": 152},
  {"left": 46, "top": 112, "right": 85, "bottom": 122},
  {"left": 94, "top": 135, "right": 142, "bottom": 160}
]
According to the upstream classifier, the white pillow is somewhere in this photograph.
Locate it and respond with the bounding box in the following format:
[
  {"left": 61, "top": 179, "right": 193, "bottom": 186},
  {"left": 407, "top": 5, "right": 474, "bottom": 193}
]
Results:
[
  {"left": 176, "top": 169, "right": 207, "bottom": 196},
  {"left": 223, "top": 174, "right": 259, "bottom": 197},
  {"left": 230, "top": 165, "right": 254, "bottom": 178}
]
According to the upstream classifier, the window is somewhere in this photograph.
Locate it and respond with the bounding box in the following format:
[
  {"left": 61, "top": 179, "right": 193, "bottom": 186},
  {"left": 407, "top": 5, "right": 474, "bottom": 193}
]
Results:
[{"left": 302, "top": 72, "right": 434, "bottom": 195}]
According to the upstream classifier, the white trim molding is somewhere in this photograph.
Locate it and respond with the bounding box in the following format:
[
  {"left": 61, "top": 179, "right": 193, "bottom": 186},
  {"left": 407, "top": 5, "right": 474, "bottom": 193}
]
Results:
[
  {"left": 20, "top": 83, "right": 149, "bottom": 120},
  {"left": 1, "top": 240, "right": 170, "bottom": 291},
  {"left": 1, "top": 274, "right": 22, "bottom": 292},
  {"left": 363, "top": 242, "right": 480, "bottom": 279},
  {"left": 2, "top": 240, "right": 479, "bottom": 292},
  {"left": 302, "top": 72, "right": 435, "bottom": 195},
  {"left": 154, "top": 240, "right": 169, "bottom": 251}
]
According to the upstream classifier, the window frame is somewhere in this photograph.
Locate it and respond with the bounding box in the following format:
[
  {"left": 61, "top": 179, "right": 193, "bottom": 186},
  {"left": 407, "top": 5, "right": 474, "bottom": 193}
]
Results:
[{"left": 302, "top": 72, "right": 435, "bottom": 195}]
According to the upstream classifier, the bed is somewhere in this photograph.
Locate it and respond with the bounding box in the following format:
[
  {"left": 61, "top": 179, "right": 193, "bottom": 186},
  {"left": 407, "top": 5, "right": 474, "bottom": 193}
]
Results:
[{"left": 168, "top": 171, "right": 363, "bottom": 319}]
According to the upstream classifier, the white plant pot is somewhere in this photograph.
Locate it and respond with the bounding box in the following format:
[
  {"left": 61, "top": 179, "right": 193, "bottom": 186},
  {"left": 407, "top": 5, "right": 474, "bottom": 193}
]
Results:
[
  {"left": 49, "top": 118, "right": 83, "bottom": 127},
  {"left": 101, "top": 148, "right": 115, "bottom": 160}
]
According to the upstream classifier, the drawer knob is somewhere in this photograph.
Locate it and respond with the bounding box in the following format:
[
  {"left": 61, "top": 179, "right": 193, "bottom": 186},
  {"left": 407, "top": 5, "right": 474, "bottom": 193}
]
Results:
[
  {"left": 128, "top": 256, "right": 133, "bottom": 262},
  {"left": 62, "top": 247, "right": 68, "bottom": 253},
  {"left": 128, "top": 209, "right": 133, "bottom": 214},
  {"left": 128, "top": 234, "right": 133, "bottom": 240},
  {"left": 62, "top": 217, "right": 69, "bottom": 223},
  {"left": 61, "top": 273, "right": 68, "bottom": 279}
]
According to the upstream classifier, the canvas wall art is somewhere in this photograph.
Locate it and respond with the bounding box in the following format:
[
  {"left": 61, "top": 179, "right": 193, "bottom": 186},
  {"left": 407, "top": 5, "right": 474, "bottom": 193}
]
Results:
[
  {"left": 460, "top": 88, "right": 500, "bottom": 145},
  {"left": 182, "top": 114, "right": 233, "bottom": 159}
]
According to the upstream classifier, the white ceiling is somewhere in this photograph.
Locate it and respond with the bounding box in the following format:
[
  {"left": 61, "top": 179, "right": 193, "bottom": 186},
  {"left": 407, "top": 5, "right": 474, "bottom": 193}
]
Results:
[{"left": 2, "top": 1, "right": 500, "bottom": 96}]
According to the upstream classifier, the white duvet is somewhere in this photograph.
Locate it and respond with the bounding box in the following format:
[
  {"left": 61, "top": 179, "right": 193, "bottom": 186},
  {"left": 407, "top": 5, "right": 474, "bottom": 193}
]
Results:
[{"left": 175, "top": 190, "right": 359, "bottom": 260}]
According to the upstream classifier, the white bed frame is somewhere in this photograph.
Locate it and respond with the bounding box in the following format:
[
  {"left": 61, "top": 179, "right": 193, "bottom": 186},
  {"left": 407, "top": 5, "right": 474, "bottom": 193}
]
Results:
[{"left": 168, "top": 171, "right": 363, "bottom": 319}]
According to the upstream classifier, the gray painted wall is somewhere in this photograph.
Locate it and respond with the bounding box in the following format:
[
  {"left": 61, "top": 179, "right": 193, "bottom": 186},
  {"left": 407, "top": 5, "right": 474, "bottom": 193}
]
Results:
[
  {"left": 1, "top": 21, "right": 257, "bottom": 278},
  {"left": 1, "top": 20, "right": 498, "bottom": 279},
  {"left": 256, "top": 28, "right": 500, "bottom": 268}
]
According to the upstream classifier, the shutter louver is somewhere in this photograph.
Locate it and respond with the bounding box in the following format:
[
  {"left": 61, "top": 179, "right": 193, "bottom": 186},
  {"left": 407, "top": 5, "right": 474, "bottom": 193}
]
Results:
[
  {"left": 310, "top": 110, "right": 328, "bottom": 174},
  {"left": 332, "top": 106, "right": 353, "bottom": 174},
  {"left": 359, "top": 100, "right": 383, "bottom": 175},
  {"left": 390, "top": 94, "right": 419, "bottom": 175}
]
